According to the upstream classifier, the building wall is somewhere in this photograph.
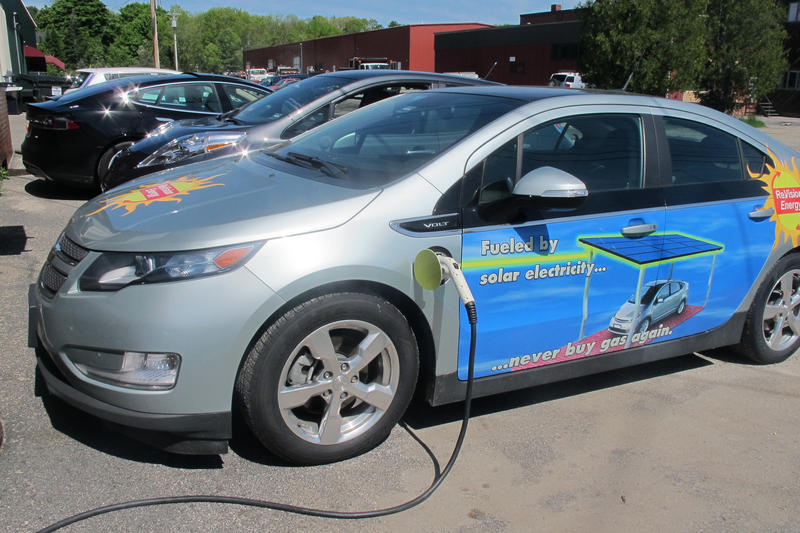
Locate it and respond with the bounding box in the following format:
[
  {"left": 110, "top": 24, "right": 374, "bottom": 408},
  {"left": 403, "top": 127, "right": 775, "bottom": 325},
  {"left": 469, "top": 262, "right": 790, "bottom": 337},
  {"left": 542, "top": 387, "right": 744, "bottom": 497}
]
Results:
[
  {"left": 435, "top": 21, "right": 581, "bottom": 85},
  {"left": 242, "top": 23, "right": 489, "bottom": 73},
  {"left": 0, "top": 0, "right": 36, "bottom": 76}
]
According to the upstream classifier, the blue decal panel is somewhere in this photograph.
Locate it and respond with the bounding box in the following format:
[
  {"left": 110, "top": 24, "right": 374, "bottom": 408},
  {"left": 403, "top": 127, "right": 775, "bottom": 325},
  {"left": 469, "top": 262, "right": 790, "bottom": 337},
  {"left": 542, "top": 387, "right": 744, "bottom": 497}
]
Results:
[{"left": 456, "top": 200, "right": 772, "bottom": 380}]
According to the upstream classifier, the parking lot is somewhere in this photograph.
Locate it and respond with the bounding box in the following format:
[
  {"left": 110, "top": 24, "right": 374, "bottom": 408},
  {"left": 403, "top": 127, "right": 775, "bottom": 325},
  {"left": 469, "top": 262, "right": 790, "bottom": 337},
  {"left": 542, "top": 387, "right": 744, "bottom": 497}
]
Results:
[{"left": 1, "top": 112, "right": 800, "bottom": 532}]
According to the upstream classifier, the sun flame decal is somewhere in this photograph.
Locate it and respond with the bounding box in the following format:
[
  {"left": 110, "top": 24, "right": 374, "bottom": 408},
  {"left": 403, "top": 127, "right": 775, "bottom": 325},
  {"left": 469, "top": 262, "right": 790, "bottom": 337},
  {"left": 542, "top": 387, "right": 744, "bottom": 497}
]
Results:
[
  {"left": 86, "top": 174, "right": 225, "bottom": 217},
  {"left": 754, "top": 148, "right": 800, "bottom": 248}
]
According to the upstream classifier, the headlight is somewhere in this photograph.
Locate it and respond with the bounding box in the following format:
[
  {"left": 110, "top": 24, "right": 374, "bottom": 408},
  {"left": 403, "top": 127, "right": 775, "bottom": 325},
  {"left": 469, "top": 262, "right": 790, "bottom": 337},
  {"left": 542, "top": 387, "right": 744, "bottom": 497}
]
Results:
[
  {"left": 137, "top": 131, "right": 246, "bottom": 168},
  {"left": 79, "top": 241, "right": 263, "bottom": 291}
]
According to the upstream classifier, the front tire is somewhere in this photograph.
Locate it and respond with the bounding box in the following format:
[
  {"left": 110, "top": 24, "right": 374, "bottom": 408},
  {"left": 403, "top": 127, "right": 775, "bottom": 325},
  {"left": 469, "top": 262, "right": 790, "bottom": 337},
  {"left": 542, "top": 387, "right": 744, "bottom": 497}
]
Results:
[
  {"left": 97, "top": 141, "right": 133, "bottom": 192},
  {"left": 738, "top": 254, "right": 800, "bottom": 364},
  {"left": 235, "top": 293, "right": 419, "bottom": 464}
]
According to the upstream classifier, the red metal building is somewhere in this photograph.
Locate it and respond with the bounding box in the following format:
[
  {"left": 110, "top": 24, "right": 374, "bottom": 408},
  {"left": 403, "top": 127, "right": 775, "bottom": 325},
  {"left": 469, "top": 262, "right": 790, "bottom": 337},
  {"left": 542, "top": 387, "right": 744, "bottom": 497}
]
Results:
[{"left": 242, "top": 23, "right": 491, "bottom": 74}]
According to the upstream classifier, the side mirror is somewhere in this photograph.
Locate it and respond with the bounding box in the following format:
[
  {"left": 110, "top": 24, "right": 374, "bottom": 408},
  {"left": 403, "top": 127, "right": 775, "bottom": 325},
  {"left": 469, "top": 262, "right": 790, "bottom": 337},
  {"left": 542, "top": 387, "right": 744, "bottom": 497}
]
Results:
[{"left": 512, "top": 166, "right": 588, "bottom": 199}]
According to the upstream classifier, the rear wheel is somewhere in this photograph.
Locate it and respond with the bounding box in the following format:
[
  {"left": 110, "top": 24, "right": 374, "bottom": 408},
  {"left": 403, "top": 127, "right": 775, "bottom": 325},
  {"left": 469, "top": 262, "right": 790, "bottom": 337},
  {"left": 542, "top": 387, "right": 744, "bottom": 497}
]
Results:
[
  {"left": 236, "top": 293, "right": 419, "bottom": 464},
  {"left": 738, "top": 253, "right": 800, "bottom": 364},
  {"left": 97, "top": 141, "right": 133, "bottom": 191}
]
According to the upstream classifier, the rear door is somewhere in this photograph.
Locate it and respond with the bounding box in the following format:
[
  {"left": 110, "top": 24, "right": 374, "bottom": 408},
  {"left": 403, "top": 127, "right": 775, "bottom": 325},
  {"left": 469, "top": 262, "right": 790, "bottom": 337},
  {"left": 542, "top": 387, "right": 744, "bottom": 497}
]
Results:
[{"left": 655, "top": 112, "right": 774, "bottom": 341}]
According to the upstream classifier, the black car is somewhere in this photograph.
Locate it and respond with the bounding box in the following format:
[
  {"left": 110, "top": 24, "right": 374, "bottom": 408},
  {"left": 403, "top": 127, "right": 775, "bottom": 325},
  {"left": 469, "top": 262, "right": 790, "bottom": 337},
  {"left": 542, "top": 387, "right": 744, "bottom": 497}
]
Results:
[
  {"left": 102, "top": 70, "right": 498, "bottom": 190},
  {"left": 21, "top": 73, "right": 271, "bottom": 189}
]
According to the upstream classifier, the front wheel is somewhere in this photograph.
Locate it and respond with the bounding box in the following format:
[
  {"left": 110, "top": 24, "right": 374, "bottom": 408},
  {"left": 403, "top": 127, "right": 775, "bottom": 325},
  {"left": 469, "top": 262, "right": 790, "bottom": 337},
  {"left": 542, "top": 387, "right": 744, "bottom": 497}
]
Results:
[
  {"left": 97, "top": 141, "right": 134, "bottom": 192},
  {"left": 737, "top": 253, "right": 800, "bottom": 364},
  {"left": 235, "top": 293, "right": 419, "bottom": 464}
]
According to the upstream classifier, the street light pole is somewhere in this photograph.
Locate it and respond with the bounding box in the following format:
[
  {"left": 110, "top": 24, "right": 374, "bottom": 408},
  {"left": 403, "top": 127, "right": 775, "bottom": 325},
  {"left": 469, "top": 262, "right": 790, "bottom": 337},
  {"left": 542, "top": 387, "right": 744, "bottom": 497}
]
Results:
[
  {"left": 171, "top": 12, "right": 178, "bottom": 70},
  {"left": 150, "top": 0, "right": 160, "bottom": 68}
]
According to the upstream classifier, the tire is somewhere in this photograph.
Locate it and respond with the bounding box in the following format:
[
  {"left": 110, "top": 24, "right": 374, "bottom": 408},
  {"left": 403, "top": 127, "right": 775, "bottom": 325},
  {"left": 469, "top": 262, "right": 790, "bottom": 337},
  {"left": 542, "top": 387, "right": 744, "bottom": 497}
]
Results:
[
  {"left": 677, "top": 299, "right": 686, "bottom": 315},
  {"left": 235, "top": 293, "right": 419, "bottom": 464},
  {"left": 97, "top": 141, "right": 134, "bottom": 192},
  {"left": 637, "top": 317, "right": 650, "bottom": 335},
  {"left": 737, "top": 253, "right": 800, "bottom": 364}
]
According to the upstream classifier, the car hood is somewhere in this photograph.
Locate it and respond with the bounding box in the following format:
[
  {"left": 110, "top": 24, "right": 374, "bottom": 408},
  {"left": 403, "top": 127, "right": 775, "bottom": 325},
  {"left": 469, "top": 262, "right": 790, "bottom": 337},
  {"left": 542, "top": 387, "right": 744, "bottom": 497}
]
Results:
[
  {"left": 614, "top": 301, "right": 640, "bottom": 320},
  {"left": 67, "top": 156, "right": 381, "bottom": 252}
]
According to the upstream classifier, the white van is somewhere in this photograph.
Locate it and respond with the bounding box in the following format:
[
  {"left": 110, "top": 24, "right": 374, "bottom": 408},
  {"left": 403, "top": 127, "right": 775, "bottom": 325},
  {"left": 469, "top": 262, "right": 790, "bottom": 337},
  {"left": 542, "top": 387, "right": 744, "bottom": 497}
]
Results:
[{"left": 67, "top": 67, "right": 181, "bottom": 93}]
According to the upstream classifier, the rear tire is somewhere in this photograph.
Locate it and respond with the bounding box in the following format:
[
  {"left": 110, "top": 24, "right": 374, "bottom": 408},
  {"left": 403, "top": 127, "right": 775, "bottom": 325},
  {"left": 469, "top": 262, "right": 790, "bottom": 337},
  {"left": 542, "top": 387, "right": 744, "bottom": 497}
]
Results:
[
  {"left": 737, "top": 253, "right": 800, "bottom": 364},
  {"left": 235, "top": 293, "right": 419, "bottom": 464}
]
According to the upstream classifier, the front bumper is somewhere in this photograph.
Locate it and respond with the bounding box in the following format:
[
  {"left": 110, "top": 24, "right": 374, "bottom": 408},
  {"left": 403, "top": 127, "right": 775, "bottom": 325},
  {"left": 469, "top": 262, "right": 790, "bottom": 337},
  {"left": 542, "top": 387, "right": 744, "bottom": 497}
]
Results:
[
  {"left": 35, "top": 340, "right": 231, "bottom": 454},
  {"left": 28, "top": 243, "right": 282, "bottom": 453}
]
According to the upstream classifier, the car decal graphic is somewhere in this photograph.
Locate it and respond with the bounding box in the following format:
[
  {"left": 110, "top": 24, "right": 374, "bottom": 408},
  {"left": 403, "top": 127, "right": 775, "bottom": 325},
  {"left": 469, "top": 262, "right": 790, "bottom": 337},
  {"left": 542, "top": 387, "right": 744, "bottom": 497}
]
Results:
[
  {"left": 753, "top": 148, "right": 800, "bottom": 248},
  {"left": 86, "top": 174, "right": 225, "bottom": 216},
  {"left": 457, "top": 205, "right": 773, "bottom": 380}
]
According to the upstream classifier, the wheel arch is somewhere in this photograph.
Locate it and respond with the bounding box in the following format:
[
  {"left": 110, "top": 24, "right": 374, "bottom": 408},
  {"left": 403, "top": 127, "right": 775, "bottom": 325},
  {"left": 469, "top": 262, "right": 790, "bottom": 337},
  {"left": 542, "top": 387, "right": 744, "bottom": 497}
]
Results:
[{"left": 233, "top": 279, "right": 437, "bottom": 409}]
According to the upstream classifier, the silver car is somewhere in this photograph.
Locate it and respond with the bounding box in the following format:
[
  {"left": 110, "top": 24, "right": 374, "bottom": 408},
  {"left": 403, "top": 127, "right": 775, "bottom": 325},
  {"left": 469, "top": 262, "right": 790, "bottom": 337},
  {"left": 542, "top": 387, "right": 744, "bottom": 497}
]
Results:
[
  {"left": 609, "top": 280, "right": 689, "bottom": 335},
  {"left": 30, "top": 86, "right": 800, "bottom": 464}
]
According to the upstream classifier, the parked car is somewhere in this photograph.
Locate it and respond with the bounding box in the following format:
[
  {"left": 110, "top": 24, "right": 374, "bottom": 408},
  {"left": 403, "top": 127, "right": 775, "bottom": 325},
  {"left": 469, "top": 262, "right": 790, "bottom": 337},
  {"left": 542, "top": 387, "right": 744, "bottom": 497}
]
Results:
[
  {"left": 609, "top": 280, "right": 689, "bottom": 335},
  {"left": 262, "top": 73, "right": 309, "bottom": 91},
  {"left": 548, "top": 71, "right": 585, "bottom": 88},
  {"left": 30, "top": 86, "right": 797, "bottom": 465},
  {"left": 102, "top": 70, "right": 499, "bottom": 190},
  {"left": 22, "top": 73, "right": 271, "bottom": 189},
  {"left": 66, "top": 67, "right": 181, "bottom": 93}
]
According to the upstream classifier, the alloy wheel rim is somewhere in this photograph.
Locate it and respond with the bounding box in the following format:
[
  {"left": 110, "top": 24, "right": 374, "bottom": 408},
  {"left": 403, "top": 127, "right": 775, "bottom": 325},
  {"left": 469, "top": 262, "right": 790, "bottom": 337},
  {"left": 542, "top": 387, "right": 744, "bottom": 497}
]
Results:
[
  {"left": 762, "top": 269, "right": 800, "bottom": 352},
  {"left": 278, "top": 320, "right": 399, "bottom": 445}
]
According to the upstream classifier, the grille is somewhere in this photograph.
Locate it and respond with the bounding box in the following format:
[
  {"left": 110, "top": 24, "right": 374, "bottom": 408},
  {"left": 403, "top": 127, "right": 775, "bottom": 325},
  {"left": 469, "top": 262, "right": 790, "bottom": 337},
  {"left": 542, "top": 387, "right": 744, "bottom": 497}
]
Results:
[
  {"left": 56, "top": 235, "right": 89, "bottom": 264},
  {"left": 40, "top": 262, "right": 67, "bottom": 296},
  {"left": 39, "top": 234, "right": 90, "bottom": 298}
]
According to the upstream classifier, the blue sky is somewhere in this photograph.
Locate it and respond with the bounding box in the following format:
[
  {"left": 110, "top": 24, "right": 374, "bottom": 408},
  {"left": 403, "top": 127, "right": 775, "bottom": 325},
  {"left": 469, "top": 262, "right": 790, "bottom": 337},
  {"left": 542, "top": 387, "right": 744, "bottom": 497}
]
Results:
[{"left": 25, "top": 0, "right": 581, "bottom": 27}]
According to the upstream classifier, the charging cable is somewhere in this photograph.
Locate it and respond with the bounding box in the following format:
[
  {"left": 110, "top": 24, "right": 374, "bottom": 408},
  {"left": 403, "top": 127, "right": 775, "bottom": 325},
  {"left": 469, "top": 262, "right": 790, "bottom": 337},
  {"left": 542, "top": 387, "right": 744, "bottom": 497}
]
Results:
[{"left": 37, "top": 251, "right": 478, "bottom": 532}]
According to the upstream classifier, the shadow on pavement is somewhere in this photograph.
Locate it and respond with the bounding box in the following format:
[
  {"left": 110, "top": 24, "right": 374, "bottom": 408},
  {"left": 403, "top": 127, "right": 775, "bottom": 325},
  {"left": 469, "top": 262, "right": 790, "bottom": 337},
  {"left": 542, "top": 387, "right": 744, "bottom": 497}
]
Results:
[
  {"left": 403, "top": 353, "right": 716, "bottom": 430},
  {"left": 24, "top": 179, "right": 95, "bottom": 201}
]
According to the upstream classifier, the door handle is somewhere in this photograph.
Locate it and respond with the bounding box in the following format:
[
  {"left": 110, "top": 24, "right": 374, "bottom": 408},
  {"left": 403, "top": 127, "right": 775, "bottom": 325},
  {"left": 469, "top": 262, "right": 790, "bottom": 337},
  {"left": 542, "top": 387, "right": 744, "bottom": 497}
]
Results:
[
  {"left": 621, "top": 223, "right": 657, "bottom": 237},
  {"left": 748, "top": 207, "right": 774, "bottom": 220},
  {"left": 155, "top": 117, "right": 175, "bottom": 124}
]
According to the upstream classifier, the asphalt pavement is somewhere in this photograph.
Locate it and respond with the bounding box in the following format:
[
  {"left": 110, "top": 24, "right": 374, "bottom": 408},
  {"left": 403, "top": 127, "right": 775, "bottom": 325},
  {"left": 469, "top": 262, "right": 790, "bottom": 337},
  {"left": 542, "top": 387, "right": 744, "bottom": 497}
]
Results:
[{"left": 1, "top": 110, "right": 800, "bottom": 532}]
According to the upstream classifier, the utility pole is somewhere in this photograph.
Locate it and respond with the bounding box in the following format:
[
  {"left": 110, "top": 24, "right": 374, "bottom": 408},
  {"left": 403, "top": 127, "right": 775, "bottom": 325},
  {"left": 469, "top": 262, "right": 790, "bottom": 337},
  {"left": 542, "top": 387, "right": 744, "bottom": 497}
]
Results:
[
  {"left": 150, "top": 0, "right": 160, "bottom": 68},
  {"left": 171, "top": 11, "right": 178, "bottom": 70}
]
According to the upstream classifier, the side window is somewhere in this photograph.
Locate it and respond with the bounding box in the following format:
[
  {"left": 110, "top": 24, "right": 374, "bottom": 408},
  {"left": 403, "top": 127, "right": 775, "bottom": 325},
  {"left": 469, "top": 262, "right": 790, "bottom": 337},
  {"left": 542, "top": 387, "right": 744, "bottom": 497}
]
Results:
[
  {"left": 128, "top": 86, "right": 162, "bottom": 105},
  {"left": 663, "top": 117, "right": 742, "bottom": 185},
  {"left": 333, "top": 84, "right": 429, "bottom": 120},
  {"left": 476, "top": 114, "right": 643, "bottom": 205},
  {"left": 741, "top": 141, "right": 772, "bottom": 178},
  {"left": 222, "top": 84, "right": 264, "bottom": 109},
  {"left": 154, "top": 83, "right": 219, "bottom": 112},
  {"left": 282, "top": 106, "right": 331, "bottom": 139}
]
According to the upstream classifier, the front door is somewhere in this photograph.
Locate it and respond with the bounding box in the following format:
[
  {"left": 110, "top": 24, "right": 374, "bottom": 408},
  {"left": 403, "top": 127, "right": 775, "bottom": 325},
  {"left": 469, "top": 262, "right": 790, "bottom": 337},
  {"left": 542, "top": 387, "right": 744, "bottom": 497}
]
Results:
[{"left": 456, "top": 110, "right": 669, "bottom": 380}]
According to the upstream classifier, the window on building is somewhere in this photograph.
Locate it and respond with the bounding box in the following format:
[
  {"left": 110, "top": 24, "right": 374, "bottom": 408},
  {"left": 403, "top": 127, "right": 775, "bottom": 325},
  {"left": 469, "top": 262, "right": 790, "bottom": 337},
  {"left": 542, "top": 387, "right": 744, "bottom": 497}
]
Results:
[{"left": 789, "top": 2, "right": 799, "bottom": 22}]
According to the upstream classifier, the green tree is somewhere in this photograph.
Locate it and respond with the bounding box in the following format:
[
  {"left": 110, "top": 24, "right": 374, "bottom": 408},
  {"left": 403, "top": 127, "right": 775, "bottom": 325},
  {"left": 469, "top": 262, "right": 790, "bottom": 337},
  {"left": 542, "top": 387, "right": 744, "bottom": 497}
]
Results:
[
  {"left": 577, "top": 0, "right": 708, "bottom": 95},
  {"left": 700, "top": 0, "right": 788, "bottom": 112},
  {"left": 35, "top": 0, "right": 112, "bottom": 68}
]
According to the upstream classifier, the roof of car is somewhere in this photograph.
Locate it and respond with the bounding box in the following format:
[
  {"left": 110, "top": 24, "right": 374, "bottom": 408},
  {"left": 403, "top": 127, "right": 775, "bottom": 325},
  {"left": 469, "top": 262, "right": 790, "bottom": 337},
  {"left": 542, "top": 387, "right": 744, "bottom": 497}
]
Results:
[
  {"left": 314, "top": 69, "right": 500, "bottom": 85},
  {"left": 56, "top": 72, "right": 267, "bottom": 103}
]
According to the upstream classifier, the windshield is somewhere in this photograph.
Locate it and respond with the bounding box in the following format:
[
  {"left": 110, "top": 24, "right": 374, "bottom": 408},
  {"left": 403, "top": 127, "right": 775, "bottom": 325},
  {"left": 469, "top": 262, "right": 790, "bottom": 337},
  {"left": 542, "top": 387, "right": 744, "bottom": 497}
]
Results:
[
  {"left": 257, "top": 91, "right": 522, "bottom": 188},
  {"left": 550, "top": 74, "right": 567, "bottom": 83},
  {"left": 233, "top": 75, "right": 348, "bottom": 125},
  {"left": 71, "top": 71, "right": 92, "bottom": 89},
  {"left": 628, "top": 285, "right": 660, "bottom": 305}
]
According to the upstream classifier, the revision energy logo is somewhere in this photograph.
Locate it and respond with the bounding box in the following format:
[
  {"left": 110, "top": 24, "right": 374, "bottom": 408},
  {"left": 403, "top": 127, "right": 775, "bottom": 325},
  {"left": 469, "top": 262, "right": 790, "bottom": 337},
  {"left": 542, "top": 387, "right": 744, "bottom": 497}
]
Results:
[
  {"left": 87, "top": 174, "right": 225, "bottom": 216},
  {"left": 755, "top": 149, "right": 800, "bottom": 248}
]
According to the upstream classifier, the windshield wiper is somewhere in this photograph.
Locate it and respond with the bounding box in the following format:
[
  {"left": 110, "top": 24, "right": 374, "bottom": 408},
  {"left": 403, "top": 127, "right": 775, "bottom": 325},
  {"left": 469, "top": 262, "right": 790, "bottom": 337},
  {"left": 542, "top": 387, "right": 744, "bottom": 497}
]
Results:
[{"left": 287, "top": 152, "right": 348, "bottom": 179}]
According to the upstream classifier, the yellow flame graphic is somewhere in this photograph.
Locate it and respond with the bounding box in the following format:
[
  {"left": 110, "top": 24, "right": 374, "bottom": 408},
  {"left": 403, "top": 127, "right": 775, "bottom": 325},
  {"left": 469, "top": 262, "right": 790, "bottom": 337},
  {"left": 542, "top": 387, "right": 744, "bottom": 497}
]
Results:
[
  {"left": 87, "top": 174, "right": 225, "bottom": 217},
  {"left": 754, "top": 148, "right": 800, "bottom": 248}
]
